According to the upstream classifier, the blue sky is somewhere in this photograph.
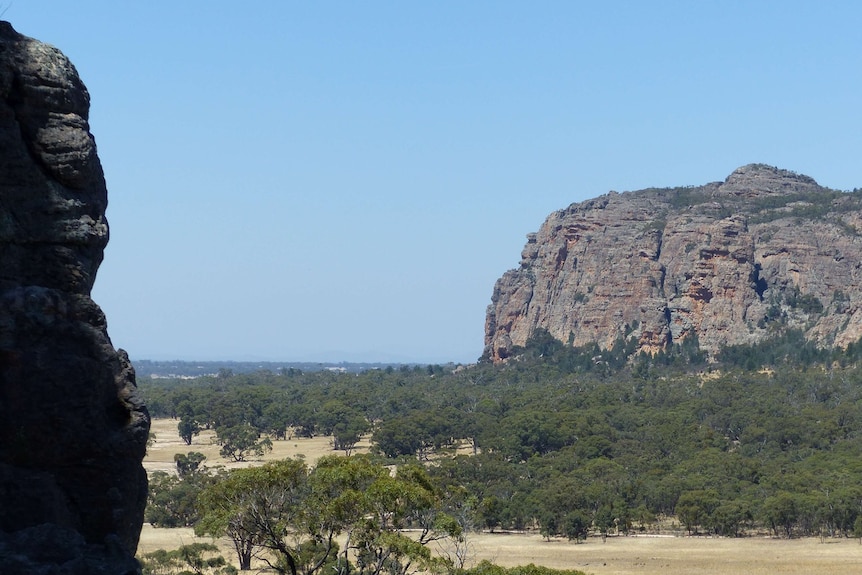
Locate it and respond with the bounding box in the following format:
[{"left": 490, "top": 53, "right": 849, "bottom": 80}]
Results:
[{"left": 9, "top": 2, "right": 862, "bottom": 363}]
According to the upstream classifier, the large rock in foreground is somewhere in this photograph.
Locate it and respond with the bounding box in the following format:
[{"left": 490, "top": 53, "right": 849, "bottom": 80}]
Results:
[
  {"left": 486, "top": 164, "right": 862, "bottom": 362},
  {"left": 0, "top": 21, "right": 149, "bottom": 572}
]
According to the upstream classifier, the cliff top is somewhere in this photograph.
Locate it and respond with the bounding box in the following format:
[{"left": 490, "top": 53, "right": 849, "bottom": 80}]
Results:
[{"left": 486, "top": 164, "right": 862, "bottom": 362}]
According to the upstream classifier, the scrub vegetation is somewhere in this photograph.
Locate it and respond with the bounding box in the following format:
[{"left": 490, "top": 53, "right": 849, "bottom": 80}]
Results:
[{"left": 139, "top": 332, "right": 862, "bottom": 572}]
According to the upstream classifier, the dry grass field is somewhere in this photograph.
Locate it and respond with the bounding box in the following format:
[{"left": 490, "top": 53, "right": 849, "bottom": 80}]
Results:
[
  {"left": 138, "top": 525, "right": 862, "bottom": 575},
  {"left": 140, "top": 418, "right": 862, "bottom": 574},
  {"left": 465, "top": 532, "right": 862, "bottom": 575},
  {"left": 144, "top": 417, "right": 371, "bottom": 475}
]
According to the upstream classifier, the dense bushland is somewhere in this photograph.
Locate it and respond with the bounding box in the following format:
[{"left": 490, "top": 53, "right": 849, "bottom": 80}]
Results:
[{"left": 141, "top": 332, "right": 862, "bottom": 543}]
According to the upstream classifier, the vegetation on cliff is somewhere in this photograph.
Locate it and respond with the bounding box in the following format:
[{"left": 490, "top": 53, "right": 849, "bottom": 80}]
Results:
[{"left": 485, "top": 164, "right": 862, "bottom": 362}]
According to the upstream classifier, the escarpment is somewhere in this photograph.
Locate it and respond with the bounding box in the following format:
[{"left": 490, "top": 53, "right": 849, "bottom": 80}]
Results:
[
  {"left": 485, "top": 164, "right": 862, "bottom": 362},
  {"left": 0, "top": 22, "right": 149, "bottom": 573}
]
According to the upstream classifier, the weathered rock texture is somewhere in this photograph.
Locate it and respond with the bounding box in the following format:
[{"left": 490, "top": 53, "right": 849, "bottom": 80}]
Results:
[
  {"left": 0, "top": 21, "right": 149, "bottom": 573},
  {"left": 486, "top": 164, "right": 862, "bottom": 362}
]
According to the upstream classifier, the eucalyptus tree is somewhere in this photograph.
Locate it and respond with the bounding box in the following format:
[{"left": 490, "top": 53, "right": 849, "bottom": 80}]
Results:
[{"left": 196, "top": 456, "right": 459, "bottom": 575}]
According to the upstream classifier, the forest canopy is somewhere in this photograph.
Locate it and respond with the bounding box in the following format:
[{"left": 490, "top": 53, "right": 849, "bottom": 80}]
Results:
[{"left": 141, "top": 331, "right": 862, "bottom": 546}]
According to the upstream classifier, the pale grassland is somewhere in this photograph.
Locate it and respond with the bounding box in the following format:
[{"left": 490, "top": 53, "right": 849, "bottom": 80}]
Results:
[
  {"left": 144, "top": 417, "right": 371, "bottom": 475},
  {"left": 140, "top": 419, "right": 862, "bottom": 574},
  {"left": 464, "top": 532, "right": 862, "bottom": 575},
  {"left": 139, "top": 526, "right": 862, "bottom": 575}
]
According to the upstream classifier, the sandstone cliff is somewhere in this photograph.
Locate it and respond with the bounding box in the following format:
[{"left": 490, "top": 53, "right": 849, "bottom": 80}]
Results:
[
  {"left": 0, "top": 22, "right": 149, "bottom": 573},
  {"left": 485, "top": 164, "right": 862, "bottom": 362}
]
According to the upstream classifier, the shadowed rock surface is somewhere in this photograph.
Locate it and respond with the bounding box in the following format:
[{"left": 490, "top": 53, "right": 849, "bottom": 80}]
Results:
[
  {"left": 486, "top": 164, "right": 862, "bottom": 362},
  {"left": 0, "top": 21, "right": 149, "bottom": 573}
]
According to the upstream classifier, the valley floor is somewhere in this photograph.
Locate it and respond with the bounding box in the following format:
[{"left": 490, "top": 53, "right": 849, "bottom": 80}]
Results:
[
  {"left": 140, "top": 418, "right": 862, "bottom": 574},
  {"left": 465, "top": 532, "right": 862, "bottom": 575},
  {"left": 138, "top": 525, "right": 862, "bottom": 575}
]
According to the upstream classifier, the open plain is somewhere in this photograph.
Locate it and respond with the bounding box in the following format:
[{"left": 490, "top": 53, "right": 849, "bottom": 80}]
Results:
[
  {"left": 140, "top": 419, "right": 862, "bottom": 574},
  {"left": 144, "top": 417, "right": 366, "bottom": 474},
  {"left": 464, "top": 532, "right": 862, "bottom": 575}
]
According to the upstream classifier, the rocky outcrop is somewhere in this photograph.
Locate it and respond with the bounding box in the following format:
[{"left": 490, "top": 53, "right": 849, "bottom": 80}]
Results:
[
  {"left": 0, "top": 21, "right": 149, "bottom": 573},
  {"left": 485, "top": 164, "right": 862, "bottom": 362}
]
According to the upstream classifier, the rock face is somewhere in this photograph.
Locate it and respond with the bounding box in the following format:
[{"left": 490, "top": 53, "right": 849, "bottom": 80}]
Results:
[
  {"left": 0, "top": 21, "right": 149, "bottom": 573},
  {"left": 486, "top": 164, "right": 862, "bottom": 362}
]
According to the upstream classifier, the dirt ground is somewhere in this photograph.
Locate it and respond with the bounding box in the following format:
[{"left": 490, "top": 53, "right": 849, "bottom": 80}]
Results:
[{"left": 140, "top": 419, "right": 862, "bottom": 574}]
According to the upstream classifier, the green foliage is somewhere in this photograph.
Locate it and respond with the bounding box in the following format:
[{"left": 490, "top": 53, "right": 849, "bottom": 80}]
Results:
[
  {"left": 784, "top": 287, "right": 824, "bottom": 315},
  {"left": 139, "top": 543, "right": 236, "bottom": 575},
  {"left": 508, "top": 328, "right": 643, "bottom": 376},
  {"left": 563, "top": 510, "right": 590, "bottom": 542},
  {"left": 178, "top": 416, "right": 201, "bottom": 445},
  {"left": 216, "top": 423, "right": 273, "bottom": 462},
  {"left": 196, "top": 459, "right": 308, "bottom": 571},
  {"left": 317, "top": 400, "right": 371, "bottom": 454},
  {"left": 854, "top": 515, "right": 862, "bottom": 541},
  {"left": 140, "top": 336, "right": 862, "bottom": 542},
  {"left": 675, "top": 490, "right": 719, "bottom": 535},
  {"left": 663, "top": 186, "right": 712, "bottom": 209},
  {"left": 146, "top": 468, "right": 216, "bottom": 528},
  {"left": 719, "top": 329, "right": 832, "bottom": 368},
  {"left": 747, "top": 187, "right": 862, "bottom": 225},
  {"left": 761, "top": 491, "right": 801, "bottom": 538},
  {"left": 193, "top": 456, "right": 457, "bottom": 575},
  {"left": 373, "top": 408, "right": 462, "bottom": 459},
  {"left": 642, "top": 217, "right": 667, "bottom": 233},
  {"left": 709, "top": 501, "right": 749, "bottom": 537},
  {"left": 175, "top": 452, "right": 206, "bottom": 478}
]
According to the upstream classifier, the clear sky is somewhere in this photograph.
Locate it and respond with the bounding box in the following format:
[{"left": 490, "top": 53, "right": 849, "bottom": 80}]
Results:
[{"left": 8, "top": 2, "right": 862, "bottom": 363}]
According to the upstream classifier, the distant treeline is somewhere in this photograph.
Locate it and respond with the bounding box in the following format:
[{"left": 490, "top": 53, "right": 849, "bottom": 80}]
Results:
[
  {"left": 141, "top": 330, "right": 862, "bottom": 540},
  {"left": 133, "top": 359, "right": 442, "bottom": 379}
]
